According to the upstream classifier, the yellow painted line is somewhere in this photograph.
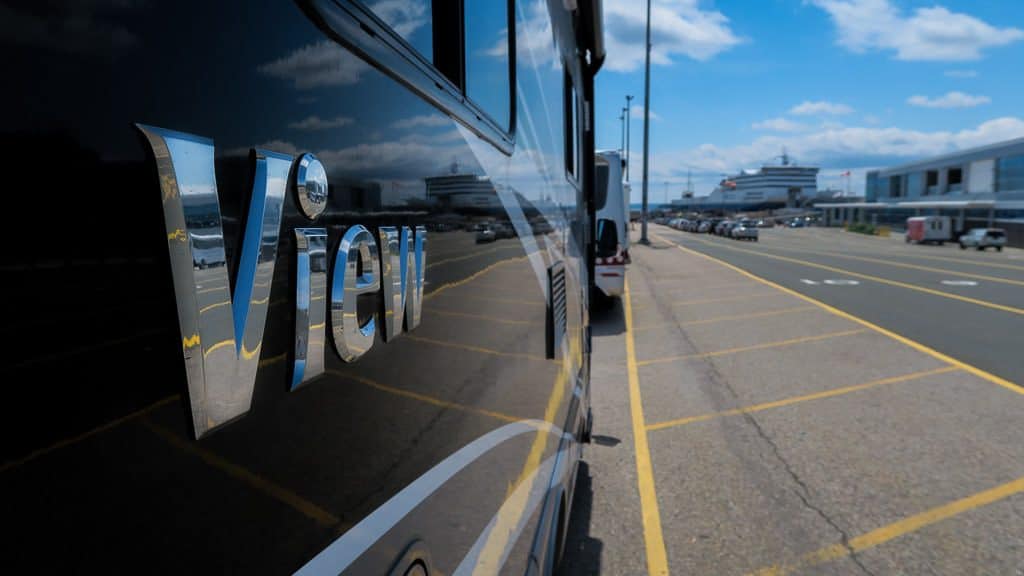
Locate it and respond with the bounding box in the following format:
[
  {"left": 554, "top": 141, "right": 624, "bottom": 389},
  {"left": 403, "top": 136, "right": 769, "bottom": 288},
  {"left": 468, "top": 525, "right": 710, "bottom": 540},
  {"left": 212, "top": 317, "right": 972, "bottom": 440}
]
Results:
[
  {"left": 750, "top": 473, "right": 1024, "bottom": 576},
  {"left": 636, "top": 328, "right": 867, "bottom": 368},
  {"left": 758, "top": 243, "right": 1024, "bottom": 287},
  {"left": 664, "top": 280, "right": 760, "bottom": 293},
  {"left": 472, "top": 337, "right": 578, "bottom": 573},
  {"left": 780, "top": 229, "right": 1024, "bottom": 272},
  {"left": 425, "top": 308, "right": 542, "bottom": 326},
  {"left": 427, "top": 242, "right": 517, "bottom": 269},
  {"left": 446, "top": 293, "right": 540, "bottom": 306},
  {"left": 624, "top": 278, "right": 671, "bottom": 575},
  {"left": 142, "top": 418, "right": 340, "bottom": 528},
  {"left": 424, "top": 257, "right": 527, "bottom": 301},
  {"left": 884, "top": 251, "right": 1024, "bottom": 273},
  {"left": 404, "top": 334, "right": 548, "bottom": 362},
  {"left": 671, "top": 292, "right": 783, "bottom": 307},
  {"left": 661, "top": 235, "right": 1023, "bottom": 395},
  {"left": 680, "top": 306, "right": 818, "bottom": 325},
  {"left": 326, "top": 369, "right": 521, "bottom": 423},
  {"left": 258, "top": 352, "right": 288, "bottom": 368},
  {"left": 1, "top": 395, "right": 180, "bottom": 474},
  {"left": 633, "top": 306, "right": 817, "bottom": 332},
  {"left": 647, "top": 366, "right": 959, "bottom": 432},
  {"left": 197, "top": 284, "right": 228, "bottom": 295},
  {"left": 685, "top": 234, "right": 1024, "bottom": 316},
  {"left": 199, "top": 300, "right": 230, "bottom": 315}
]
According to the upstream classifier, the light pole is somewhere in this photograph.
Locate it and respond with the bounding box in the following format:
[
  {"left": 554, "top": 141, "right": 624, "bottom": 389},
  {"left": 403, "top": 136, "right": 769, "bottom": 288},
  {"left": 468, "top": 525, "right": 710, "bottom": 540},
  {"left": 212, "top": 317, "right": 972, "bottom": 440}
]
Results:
[
  {"left": 640, "top": 0, "right": 652, "bottom": 245},
  {"left": 625, "top": 95, "right": 634, "bottom": 181},
  {"left": 619, "top": 109, "right": 626, "bottom": 155}
]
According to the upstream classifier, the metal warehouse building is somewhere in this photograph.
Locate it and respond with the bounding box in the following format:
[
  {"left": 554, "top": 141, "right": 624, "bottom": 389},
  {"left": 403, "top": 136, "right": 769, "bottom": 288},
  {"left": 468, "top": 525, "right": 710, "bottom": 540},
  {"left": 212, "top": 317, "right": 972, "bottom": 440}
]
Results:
[{"left": 820, "top": 136, "right": 1024, "bottom": 246}]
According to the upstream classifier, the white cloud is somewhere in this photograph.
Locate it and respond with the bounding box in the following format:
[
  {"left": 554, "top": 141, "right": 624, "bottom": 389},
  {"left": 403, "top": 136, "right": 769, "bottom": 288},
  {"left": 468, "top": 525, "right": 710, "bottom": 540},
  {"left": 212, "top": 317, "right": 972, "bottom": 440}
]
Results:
[
  {"left": 648, "top": 117, "right": 1024, "bottom": 190},
  {"left": 288, "top": 116, "right": 354, "bottom": 131},
  {"left": 630, "top": 105, "right": 660, "bottom": 120},
  {"left": 752, "top": 117, "right": 808, "bottom": 132},
  {"left": 602, "top": 0, "right": 742, "bottom": 72},
  {"left": 907, "top": 91, "right": 990, "bottom": 108},
  {"left": 259, "top": 41, "right": 370, "bottom": 89},
  {"left": 863, "top": 114, "right": 881, "bottom": 125},
  {"left": 367, "top": 0, "right": 429, "bottom": 38},
  {"left": 790, "top": 101, "right": 854, "bottom": 116},
  {"left": 810, "top": 0, "right": 1024, "bottom": 61},
  {"left": 944, "top": 69, "right": 978, "bottom": 78},
  {"left": 391, "top": 114, "right": 452, "bottom": 130},
  {"left": 488, "top": 0, "right": 556, "bottom": 69}
]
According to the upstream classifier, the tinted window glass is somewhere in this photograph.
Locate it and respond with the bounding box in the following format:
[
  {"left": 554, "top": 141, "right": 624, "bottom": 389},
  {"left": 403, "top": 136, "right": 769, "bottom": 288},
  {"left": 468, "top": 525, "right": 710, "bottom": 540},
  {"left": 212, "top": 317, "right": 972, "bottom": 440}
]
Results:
[
  {"left": 595, "top": 162, "right": 610, "bottom": 210},
  {"left": 465, "top": 0, "right": 510, "bottom": 128},
  {"left": 365, "top": 0, "right": 433, "bottom": 59},
  {"left": 565, "top": 72, "right": 578, "bottom": 180},
  {"left": 997, "top": 155, "right": 1024, "bottom": 192},
  {"left": 596, "top": 219, "right": 618, "bottom": 258}
]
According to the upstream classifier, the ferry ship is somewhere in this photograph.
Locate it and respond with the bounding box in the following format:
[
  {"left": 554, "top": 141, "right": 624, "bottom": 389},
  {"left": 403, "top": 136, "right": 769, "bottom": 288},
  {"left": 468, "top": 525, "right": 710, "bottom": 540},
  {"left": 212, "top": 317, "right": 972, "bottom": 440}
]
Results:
[{"left": 674, "top": 153, "right": 820, "bottom": 212}]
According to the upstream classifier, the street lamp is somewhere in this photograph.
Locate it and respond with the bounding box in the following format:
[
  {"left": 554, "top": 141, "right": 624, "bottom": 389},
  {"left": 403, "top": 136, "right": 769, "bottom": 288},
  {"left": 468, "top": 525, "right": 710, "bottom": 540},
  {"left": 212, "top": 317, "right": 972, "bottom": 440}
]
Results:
[
  {"left": 619, "top": 109, "right": 626, "bottom": 155},
  {"left": 640, "top": 0, "right": 652, "bottom": 245},
  {"left": 625, "top": 95, "right": 634, "bottom": 182}
]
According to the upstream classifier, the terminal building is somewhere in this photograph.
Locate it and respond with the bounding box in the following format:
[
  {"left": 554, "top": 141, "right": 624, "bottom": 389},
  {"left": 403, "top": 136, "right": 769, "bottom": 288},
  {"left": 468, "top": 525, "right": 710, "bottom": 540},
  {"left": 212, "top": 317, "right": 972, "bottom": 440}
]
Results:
[{"left": 819, "top": 137, "right": 1024, "bottom": 246}]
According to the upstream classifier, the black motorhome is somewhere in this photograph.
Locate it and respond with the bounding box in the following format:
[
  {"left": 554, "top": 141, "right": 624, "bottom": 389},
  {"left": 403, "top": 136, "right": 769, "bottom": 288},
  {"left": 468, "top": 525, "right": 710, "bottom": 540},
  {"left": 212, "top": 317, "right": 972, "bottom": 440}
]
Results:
[{"left": 1, "top": 1, "right": 604, "bottom": 573}]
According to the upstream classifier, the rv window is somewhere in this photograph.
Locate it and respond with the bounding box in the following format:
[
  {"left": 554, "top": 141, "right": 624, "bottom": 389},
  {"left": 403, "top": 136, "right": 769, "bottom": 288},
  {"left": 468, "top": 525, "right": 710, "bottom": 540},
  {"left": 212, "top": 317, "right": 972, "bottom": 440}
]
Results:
[
  {"left": 596, "top": 219, "right": 618, "bottom": 258},
  {"left": 465, "top": 0, "right": 511, "bottom": 129},
  {"left": 564, "top": 71, "right": 579, "bottom": 181},
  {"left": 594, "top": 162, "right": 610, "bottom": 211}
]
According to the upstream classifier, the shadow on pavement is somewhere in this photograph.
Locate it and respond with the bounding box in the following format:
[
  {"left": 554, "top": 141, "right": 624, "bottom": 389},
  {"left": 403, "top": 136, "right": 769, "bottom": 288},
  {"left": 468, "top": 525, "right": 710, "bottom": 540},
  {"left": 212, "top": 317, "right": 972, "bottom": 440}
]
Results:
[
  {"left": 558, "top": 461, "right": 602, "bottom": 575},
  {"left": 591, "top": 297, "right": 625, "bottom": 336},
  {"left": 591, "top": 435, "right": 620, "bottom": 447}
]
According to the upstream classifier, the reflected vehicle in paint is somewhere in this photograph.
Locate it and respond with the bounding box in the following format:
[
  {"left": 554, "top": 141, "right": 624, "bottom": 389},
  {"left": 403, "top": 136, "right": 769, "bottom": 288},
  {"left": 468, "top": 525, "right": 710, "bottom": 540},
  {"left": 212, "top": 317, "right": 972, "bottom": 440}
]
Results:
[
  {"left": 1, "top": 1, "right": 605, "bottom": 574},
  {"left": 475, "top": 224, "right": 497, "bottom": 243}
]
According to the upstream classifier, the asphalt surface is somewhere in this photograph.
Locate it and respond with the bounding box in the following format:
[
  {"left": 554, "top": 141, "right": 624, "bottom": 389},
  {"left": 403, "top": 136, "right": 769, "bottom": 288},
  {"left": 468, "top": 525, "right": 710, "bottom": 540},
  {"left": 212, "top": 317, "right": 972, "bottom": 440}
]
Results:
[
  {"left": 562, "top": 225, "right": 1024, "bottom": 575},
  {"left": 660, "top": 225, "right": 1024, "bottom": 385}
]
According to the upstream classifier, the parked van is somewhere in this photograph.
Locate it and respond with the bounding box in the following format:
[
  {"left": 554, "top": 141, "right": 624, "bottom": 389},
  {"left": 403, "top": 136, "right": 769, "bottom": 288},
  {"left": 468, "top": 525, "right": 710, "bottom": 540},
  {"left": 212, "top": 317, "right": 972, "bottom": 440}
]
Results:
[
  {"left": 595, "top": 151, "right": 630, "bottom": 299},
  {"left": 906, "top": 216, "right": 952, "bottom": 245}
]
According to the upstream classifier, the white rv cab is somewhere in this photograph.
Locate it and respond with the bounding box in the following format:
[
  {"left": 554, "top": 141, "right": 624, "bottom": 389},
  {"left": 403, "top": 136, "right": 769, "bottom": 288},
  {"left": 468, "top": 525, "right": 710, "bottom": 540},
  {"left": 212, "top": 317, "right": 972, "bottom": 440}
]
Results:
[{"left": 594, "top": 151, "right": 630, "bottom": 298}]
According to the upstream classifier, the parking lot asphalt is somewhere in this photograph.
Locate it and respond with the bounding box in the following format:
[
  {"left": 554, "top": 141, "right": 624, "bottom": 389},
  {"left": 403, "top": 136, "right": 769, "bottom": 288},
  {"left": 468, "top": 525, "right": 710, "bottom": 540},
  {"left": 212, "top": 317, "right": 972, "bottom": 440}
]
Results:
[{"left": 564, "top": 226, "right": 1024, "bottom": 575}]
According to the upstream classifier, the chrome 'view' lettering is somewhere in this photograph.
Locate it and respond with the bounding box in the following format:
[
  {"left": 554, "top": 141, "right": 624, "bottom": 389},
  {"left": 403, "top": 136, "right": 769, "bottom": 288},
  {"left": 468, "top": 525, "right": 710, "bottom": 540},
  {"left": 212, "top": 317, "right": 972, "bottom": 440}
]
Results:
[{"left": 137, "top": 124, "right": 426, "bottom": 438}]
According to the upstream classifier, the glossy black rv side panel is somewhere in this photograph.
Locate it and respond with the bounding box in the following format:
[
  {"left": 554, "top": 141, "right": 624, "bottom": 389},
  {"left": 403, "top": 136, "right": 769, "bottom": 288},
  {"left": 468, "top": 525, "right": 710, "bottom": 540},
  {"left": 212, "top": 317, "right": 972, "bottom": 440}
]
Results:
[{"left": 0, "top": 1, "right": 594, "bottom": 573}]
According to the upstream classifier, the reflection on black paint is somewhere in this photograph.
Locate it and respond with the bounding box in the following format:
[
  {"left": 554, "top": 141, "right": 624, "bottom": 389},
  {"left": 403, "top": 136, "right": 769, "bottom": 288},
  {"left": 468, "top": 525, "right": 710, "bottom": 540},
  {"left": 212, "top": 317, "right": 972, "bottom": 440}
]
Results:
[
  {"left": 465, "top": 0, "right": 511, "bottom": 129},
  {"left": 0, "top": 0, "right": 587, "bottom": 573}
]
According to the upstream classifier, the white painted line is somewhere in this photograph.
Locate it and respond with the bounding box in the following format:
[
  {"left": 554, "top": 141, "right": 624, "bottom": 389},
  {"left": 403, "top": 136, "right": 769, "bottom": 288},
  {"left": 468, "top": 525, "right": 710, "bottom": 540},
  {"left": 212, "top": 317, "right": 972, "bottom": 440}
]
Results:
[
  {"left": 941, "top": 280, "right": 979, "bottom": 286},
  {"left": 800, "top": 279, "right": 819, "bottom": 285},
  {"left": 824, "top": 279, "right": 860, "bottom": 286}
]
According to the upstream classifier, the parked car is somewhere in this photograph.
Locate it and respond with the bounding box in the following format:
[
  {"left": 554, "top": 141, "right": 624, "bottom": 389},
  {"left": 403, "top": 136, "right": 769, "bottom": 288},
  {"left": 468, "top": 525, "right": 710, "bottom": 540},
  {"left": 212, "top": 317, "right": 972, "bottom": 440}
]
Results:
[
  {"left": 731, "top": 221, "right": 759, "bottom": 241},
  {"left": 697, "top": 221, "right": 712, "bottom": 233},
  {"left": 475, "top": 225, "right": 496, "bottom": 243},
  {"left": 959, "top": 228, "right": 1007, "bottom": 251},
  {"left": 494, "top": 221, "right": 516, "bottom": 239}
]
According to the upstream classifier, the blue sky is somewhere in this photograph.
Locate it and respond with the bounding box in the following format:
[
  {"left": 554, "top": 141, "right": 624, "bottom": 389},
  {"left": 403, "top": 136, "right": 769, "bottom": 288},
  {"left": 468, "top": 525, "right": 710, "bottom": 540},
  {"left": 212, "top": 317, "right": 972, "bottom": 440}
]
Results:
[{"left": 594, "top": 0, "right": 1024, "bottom": 202}]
